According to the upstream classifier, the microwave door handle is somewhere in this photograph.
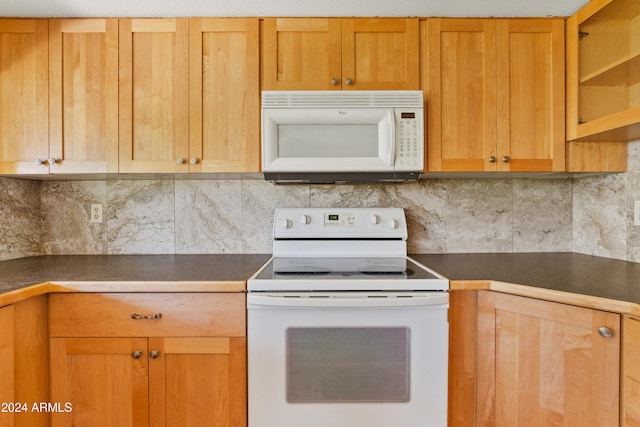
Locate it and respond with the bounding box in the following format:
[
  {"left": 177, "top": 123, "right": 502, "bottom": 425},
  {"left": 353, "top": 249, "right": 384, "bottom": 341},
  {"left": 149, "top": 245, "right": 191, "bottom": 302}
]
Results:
[{"left": 387, "top": 110, "right": 396, "bottom": 167}]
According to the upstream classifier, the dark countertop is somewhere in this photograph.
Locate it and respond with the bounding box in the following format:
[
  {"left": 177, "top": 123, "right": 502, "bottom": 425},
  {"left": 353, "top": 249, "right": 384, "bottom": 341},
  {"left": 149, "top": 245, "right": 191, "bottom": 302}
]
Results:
[
  {"left": 412, "top": 253, "right": 640, "bottom": 306},
  {"left": 0, "top": 254, "right": 271, "bottom": 295},
  {"left": 2, "top": 253, "right": 640, "bottom": 314}
]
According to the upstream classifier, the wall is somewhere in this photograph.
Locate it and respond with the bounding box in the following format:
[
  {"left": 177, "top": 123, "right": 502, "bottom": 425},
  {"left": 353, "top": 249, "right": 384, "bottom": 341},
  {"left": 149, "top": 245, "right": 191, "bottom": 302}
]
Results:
[{"left": 1, "top": 141, "right": 638, "bottom": 262}]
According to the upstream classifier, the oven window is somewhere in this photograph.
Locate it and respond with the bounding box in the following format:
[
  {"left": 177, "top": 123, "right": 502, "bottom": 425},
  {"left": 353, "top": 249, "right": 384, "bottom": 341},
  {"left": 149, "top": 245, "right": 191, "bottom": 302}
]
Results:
[{"left": 286, "top": 327, "right": 410, "bottom": 403}]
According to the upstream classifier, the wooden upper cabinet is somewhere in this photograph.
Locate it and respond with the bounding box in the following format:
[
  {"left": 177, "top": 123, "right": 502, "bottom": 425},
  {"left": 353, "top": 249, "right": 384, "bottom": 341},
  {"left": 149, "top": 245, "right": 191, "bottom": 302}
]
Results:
[
  {"left": 341, "top": 19, "right": 419, "bottom": 90},
  {"left": 189, "top": 18, "right": 260, "bottom": 173},
  {"left": 426, "top": 18, "right": 565, "bottom": 172},
  {"left": 262, "top": 18, "right": 341, "bottom": 90},
  {"left": 566, "top": 0, "right": 640, "bottom": 142},
  {"left": 262, "top": 18, "right": 419, "bottom": 90},
  {"left": 0, "top": 19, "right": 49, "bottom": 175},
  {"left": 426, "top": 19, "right": 497, "bottom": 172},
  {"left": 119, "top": 19, "right": 189, "bottom": 173},
  {"left": 49, "top": 19, "right": 119, "bottom": 174},
  {"left": 496, "top": 19, "right": 565, "bottom": 172}
]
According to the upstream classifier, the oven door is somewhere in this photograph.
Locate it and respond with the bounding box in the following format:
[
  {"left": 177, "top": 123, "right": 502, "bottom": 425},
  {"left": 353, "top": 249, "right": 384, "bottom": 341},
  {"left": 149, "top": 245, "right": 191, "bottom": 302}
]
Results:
[{"left": 247, "top": 292, "right": 449, "bottom": 427}]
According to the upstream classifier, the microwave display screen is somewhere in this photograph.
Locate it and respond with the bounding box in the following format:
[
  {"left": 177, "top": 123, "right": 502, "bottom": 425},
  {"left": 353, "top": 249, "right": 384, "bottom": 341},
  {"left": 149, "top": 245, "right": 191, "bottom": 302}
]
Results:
[
  {"left": 401, "top": 112, "right": 415, "bottom": 119},
  {"left": 278, "top": 124, "right": 378, "bottom": 158}
]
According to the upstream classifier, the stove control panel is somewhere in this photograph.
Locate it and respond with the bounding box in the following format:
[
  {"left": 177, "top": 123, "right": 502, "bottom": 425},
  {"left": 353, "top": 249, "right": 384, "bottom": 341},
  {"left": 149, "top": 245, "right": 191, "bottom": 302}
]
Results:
[{"left": 273, "top": 207, "right": 407, "bottom": 240}]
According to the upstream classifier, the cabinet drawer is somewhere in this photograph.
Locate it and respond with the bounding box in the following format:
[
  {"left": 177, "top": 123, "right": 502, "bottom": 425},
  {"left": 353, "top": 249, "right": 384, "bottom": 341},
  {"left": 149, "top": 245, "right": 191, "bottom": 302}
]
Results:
[{"left": 50, "top": 293, "right": 245, "bottom": 337}]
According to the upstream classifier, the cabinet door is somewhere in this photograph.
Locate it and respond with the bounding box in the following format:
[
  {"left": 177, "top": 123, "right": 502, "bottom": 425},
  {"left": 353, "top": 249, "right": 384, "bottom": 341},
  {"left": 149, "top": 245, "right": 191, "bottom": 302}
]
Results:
[
  {"left": 261, "top": 18, "right": 342, "bottom": 90},
  {"left": 119, "top": 19, "right": 189, "bottom": 173},
  {"left": 477, "top": 292, "right": 619, "bottom": 426},
  {"left": 0, "top": 305, "right": 14, "bottom": 427},
  {"left": 49, "top": 19, "right": 119, "bottom": 174},
  {"left": 426, "top": 19, "right": 497, "bottom": 172},
  {"left": 0, "top": 19, "right": 49, "bottom": 175},
  {"left": 623, "top": 316, "right": 640, "bottom": 426},
  {"left": 342, "top": 18, "right": 419, "bottom": 90},
  {"left": 149, "top": 337, "right": 247, "bottom": 427},
  {"left": 496, "top": 19, "right": 565, "bottom": 172},
  {"left": 189, "top": 18, "right": 260, "bottom": 173},
  {"left": 50, "top": 337, "right": 150, "bottom": 427}
]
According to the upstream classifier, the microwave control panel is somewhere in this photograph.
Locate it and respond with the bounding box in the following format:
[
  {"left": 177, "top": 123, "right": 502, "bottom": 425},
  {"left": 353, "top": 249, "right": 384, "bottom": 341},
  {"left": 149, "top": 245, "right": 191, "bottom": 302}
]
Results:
[{"left": 394, "top": 109, "right": 423, "bottom": 171}]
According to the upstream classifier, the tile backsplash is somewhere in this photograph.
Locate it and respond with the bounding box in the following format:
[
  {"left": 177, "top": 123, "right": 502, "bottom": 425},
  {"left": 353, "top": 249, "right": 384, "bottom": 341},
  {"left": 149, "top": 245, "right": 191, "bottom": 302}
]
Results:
[{"left": 2, "top": 140, "right": 639, "bottom": 262}]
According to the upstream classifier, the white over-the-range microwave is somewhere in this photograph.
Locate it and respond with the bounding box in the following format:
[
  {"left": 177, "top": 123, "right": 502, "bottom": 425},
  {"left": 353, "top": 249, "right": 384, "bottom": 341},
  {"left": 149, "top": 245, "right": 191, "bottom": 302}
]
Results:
[{"left": 261, "top": 90, "right": 424, "bottom": 183}]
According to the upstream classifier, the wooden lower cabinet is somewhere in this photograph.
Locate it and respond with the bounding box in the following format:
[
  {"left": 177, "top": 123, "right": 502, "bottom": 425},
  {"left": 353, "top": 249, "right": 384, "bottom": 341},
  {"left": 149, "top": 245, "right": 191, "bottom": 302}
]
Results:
[
  {"left": 477, "top": 291, "right": 620, "bottom": 426},
  {"left": 49, "top": 293, "right": 247, "bottom": 427},
  {"left": 0, "top": 297, "right": 50, "bottom": 427},
  {"left": 623, "top": 316, "right": 640, "bottom": 426},
  {"left": 450, "top": 290, "right": 623, "bottom": 427},
  {"left": 0, "top": 305, "right": 14, "bottom": 427}
]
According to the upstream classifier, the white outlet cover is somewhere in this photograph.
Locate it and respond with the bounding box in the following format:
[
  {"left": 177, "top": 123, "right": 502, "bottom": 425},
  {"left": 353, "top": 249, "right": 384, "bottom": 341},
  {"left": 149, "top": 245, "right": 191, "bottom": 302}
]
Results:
[{"left": 634, "top": 201, "right": 640, "bottom": 227}]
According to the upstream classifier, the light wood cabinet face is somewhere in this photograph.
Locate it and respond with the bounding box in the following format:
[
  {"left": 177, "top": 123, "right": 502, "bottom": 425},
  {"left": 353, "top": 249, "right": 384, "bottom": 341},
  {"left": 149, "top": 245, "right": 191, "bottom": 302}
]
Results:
[
  {"left": 262, "top": 18, "right": 418, "bottom": 90},
  {"left": 49, "top": 19, "right": 118, "bottom": 173},
  {"left": 150, "top": 337, "right": 247, "bottom": 427},
  {"left": 49, "top": 293, "right": 247, "bottom": 427},
  {"left": 50, "top": 337, "right": 150, "bottom": 427},
  {"left": 0, "top": 20, "right": 49, "bottom": 175},
  {"left": 262, "top": 18, "right": 342, "bottom": 90},
  {"left": 477, "top": 291, "right": 620, "bottom": 427},
  {"left": 0, "top": 305, "right": 14, "bottom": 427},
  {"left": 119, "top": 19, "right": 189, "bottom": 173},
  {"left": 426, "top": 19, "right": 497, "bottom": 172},
  {"left": 623, "top": 316, "right": 640, "bottom": 426},
  {"left": 426, "top": 18, "right": 565, "bottom": 172},
  {"left": 49, "top": 19, "right": 119, "bottom": 174},
  {"left": 190, "top": 18, "right": 260, "bottom": 173},
  {"left": 496, "top": 19, "right": 565, "bottom": 172}
]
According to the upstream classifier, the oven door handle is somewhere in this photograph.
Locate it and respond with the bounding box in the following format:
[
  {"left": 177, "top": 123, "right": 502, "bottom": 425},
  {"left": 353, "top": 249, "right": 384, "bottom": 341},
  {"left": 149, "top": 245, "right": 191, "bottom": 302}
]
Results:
[{"left": 247, "top": 293, "right": 449, "bottom": 308}]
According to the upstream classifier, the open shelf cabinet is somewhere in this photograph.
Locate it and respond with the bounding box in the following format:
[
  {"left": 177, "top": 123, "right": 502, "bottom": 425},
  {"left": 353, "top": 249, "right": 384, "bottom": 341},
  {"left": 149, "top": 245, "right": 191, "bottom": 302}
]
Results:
[{"left": 566, "top": 0, "right": 640, "bottom": 142}]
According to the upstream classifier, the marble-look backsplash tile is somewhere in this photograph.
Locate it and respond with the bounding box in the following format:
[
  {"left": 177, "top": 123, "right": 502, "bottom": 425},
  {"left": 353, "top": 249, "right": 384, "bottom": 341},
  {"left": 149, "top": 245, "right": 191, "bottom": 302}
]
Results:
[
  {"left": 573, "top": 173, "right": 627, "bottom": 260},
  {"left": 0, "top": 177, "right": 40, "bottom": 261},
  {"left": 38, "top": 177, "right": 575, "bottom": 255}
]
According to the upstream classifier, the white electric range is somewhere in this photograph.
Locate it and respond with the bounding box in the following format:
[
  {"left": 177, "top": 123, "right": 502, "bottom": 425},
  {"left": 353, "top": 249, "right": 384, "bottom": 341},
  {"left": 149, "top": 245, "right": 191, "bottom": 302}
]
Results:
[{"left": 247, "top": 207, "right": 449, "bottom": 427}]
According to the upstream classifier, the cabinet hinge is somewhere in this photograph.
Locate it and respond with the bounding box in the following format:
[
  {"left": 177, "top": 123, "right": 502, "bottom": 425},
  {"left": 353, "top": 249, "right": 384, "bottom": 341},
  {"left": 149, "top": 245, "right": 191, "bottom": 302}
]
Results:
[{"left": 578, "top": 31, "right": 589, "bottom": 40}]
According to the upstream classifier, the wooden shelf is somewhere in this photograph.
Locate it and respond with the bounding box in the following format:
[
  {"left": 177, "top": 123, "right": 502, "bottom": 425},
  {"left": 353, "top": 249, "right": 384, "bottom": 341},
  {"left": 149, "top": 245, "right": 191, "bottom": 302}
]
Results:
[
  {"left": 579, "top": 49, "right": 640, "bottom": 86},
  {"left": 574, "top": 105, "right": 640, "bottom": 142}
]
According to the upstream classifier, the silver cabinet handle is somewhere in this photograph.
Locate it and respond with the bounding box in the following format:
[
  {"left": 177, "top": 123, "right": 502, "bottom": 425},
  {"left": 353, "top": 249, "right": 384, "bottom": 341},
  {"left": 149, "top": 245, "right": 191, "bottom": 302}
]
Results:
[
  {"left": 150, "top": 350, "right": 160, "bottom": 359},
  {"left": 48, "top": 157, "right": 58, "bottom": 165},
  {"left": 598, "top": 327, "right": 614, "bottom": 338},
  {"left": 176, "top": 157, "right": 185, "bottom": 164},
  {"left": 488, "top": 156, "right": 496, "bottom": 163},
  {"left": 34, "top": 158, "right": 45, "bottom": 166},
  {"left": 132, "top": 350, "right": 143, "bottom": 359},
  {"left": 131, "top": 313, "right": 162, "bottom": 320},
  {"left": 190, "top": 157, "right": 198, "bottom": 164},
  {"left": 331, "top": 77, "right": 339, "bottom": 85},
  {"left": 345, "top": 77, "right": 354, "bottom": 85},
  {"left": 502, "top": 156, "right": 510, "bottom": 163}
]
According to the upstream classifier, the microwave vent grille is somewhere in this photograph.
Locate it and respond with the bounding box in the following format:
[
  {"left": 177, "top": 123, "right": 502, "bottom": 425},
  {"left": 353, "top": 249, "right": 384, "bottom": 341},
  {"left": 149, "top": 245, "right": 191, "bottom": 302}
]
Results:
[{"left": 262, "top": 90, "right": 423, "bottom": 109}]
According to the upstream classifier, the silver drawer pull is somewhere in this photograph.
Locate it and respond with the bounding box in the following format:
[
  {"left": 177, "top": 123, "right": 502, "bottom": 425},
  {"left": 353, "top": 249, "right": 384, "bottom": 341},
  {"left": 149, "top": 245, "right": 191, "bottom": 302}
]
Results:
[{"left": 131, "top": 313, "right": 162, "bottom": 320}]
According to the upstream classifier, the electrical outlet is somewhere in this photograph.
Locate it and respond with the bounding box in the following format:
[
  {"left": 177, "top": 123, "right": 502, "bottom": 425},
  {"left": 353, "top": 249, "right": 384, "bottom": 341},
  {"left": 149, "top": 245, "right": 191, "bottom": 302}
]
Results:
[
  {"left": 90, "top": 204, "right": 103, "bottom": 223},
  {"left": 635, "top": 201, "right": 640, "bottom": 227}
]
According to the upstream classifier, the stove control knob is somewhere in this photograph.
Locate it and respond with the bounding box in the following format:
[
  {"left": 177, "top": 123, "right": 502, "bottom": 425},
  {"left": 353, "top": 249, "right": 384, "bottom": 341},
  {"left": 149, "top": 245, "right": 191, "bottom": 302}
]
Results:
[
  {"left": 389, "top": 219, "right": 400, "bottom": 229},
  {"left": 281, "top": 219, "right": 293, "bottom": 229},
  {"left": 370, "top": 215, "right": 380, "bottom": 225},
  {"left": 300, "top": 214, "right": 311, "bottom": 225}
]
